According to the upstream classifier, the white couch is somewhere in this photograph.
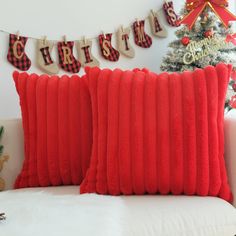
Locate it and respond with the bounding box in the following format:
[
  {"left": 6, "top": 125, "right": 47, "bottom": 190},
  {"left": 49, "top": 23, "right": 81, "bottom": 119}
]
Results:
[{"left": 0, "top": 112, "right": 236, "bottom": 236}]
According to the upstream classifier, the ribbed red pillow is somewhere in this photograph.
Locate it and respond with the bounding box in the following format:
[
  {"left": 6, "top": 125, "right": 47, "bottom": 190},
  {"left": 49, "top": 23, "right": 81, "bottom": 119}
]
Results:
[
  {"left": 80, "top": 64, "right": 233, "bottom": 202},
  {"left": 13, "top": 71, "right": 92, "bottom": 188}
]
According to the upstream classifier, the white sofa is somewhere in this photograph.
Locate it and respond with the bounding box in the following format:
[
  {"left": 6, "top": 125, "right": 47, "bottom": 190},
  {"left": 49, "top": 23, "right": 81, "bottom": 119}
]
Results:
[{"left": 0, "top": 112, "right": 236, "bottom": 236}]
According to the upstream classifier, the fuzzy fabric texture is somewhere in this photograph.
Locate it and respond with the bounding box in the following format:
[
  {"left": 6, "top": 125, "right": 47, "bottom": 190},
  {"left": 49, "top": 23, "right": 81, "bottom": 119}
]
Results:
[
  {"left": 13, "top": 72, "right": 93, "bottom": 188},
  {"left": 81, "top": 64, "right": 233, "bottom": 202}
]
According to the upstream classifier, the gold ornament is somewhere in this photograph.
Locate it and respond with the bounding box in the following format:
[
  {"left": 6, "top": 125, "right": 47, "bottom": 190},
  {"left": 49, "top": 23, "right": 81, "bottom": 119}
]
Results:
[{"left": 183, "top": 35, "right": 230, "bottom": 65}]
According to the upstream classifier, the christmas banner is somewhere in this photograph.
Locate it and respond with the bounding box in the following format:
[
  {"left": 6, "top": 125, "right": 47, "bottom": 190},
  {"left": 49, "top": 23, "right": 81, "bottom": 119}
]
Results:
[
  {"left": 0, "top": 1, "right": 182, "bottom": 74},
  {"left": 0, "top": 0, "right": 235, "bottom": 74}
]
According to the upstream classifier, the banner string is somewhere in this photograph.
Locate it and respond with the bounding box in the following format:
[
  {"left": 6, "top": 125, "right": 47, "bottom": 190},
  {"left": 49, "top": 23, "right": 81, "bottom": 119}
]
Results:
[{"left": 0, "top": 8, "right": 163, "bottom": 43}]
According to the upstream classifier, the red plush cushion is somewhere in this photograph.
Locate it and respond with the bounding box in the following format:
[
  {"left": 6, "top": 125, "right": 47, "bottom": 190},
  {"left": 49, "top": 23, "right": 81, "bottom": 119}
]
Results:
[
  {"left": 13, "top": 71, "right": 92, "bottom": 188},
  {"left": 80, "top": 64, "right": 233, "bottom": 202}
]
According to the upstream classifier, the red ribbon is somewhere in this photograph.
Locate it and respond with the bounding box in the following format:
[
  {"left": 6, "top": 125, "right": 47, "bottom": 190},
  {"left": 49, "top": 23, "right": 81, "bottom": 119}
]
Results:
[
  {"left": 180, "top": 0, "right": 236, "bottom": 29},
  {"left": 226, "top": 33, "right": 236, "bottom": 45}
]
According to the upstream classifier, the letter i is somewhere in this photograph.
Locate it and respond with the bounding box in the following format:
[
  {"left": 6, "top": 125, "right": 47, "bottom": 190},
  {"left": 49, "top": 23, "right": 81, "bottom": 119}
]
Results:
[{"left": 77, "top": 38, "right": 99, "bottom": 67}]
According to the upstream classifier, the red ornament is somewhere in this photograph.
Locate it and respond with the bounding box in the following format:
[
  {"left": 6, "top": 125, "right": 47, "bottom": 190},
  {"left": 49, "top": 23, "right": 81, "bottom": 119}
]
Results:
[
  {"left": 226, "top": 33, "right": 236, "bottom": 46},
  {"left": 229, "top": 95, "right": 236, "bottom": 108},
  {"left": 181, "top": 36, "right": 190, "bottom": 46},
  {"left": 232, "top": 82, "right": 236, "bottom": 92},
  {"left": 204, "top": 30, "right": 214, "bottom": 38}
]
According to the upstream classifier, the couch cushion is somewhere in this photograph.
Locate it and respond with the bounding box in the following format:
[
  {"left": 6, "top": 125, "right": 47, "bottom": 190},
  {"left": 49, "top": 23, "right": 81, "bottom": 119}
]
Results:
[
  {"left": 81, "top": 64, "right": 232, "bottom": 202},
  {"left": 1, "top": 186, "right": 236, "bottom": 236},
  {"left": 13, "top": 72, "right": 92, "bottom": 188}
]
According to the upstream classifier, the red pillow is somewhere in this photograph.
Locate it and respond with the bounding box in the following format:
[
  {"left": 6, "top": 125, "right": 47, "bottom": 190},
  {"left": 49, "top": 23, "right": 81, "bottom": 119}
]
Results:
[
  {"left": 13, "top": 71, "right": 92, "bottom": 188},
  {"left": 80, "top": 64, "right": 233, "bottom": 202}
]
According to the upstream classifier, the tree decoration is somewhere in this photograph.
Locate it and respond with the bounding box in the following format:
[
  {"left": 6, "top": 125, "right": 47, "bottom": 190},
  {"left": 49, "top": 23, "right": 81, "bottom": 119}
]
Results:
[
  {"left": 57, "top": 38, "right": 81, "bottom": 73},
  {"left": 149, "top": 10, "right": 168, "bottom": 38},
  {"left": 77, "top": 38, "right": 100, "bottom": 67},
  {"left": 180, "top": 0, "right": 236, "bottom": 29},
  {"left": 229, "top": 95, "right": 236, "bottom": 109},
  {"left": 117, "top": 26, "right": 135, "bottom": 58},
  {"left": 163, "top": 0, "right": 180, "bottom": 27},
  {"left": 204, "top": 29, "right": 214, "bottom": 38},
  {"left": 231, "top": 69, "right": 236, "bottom": 80},
  {"left": 37, "top": 38, "right": 59, "bottom": 74},
  {"left": 132, "top": 20, "right": 152, "bottom": 48},
  {"left": 98, "top": 33, "right": 120, "bottom": 61},
  {"left": 181, "top": 36, "right": 190, "bottom": 46},
  {"left": 7, "top": 33, "right": 31, "bottom": 71},
  {"left": 182, "top": 35, "right": 228, "bottom": 65},
  {"left": 226, "top": 33, "right": 236, "bottom": 45},
  {"left": 232, "top": 82, "right": 236, "bottom": 92},
  {"left": 201, "top": 13, "right": 209, "bottom": 24}
]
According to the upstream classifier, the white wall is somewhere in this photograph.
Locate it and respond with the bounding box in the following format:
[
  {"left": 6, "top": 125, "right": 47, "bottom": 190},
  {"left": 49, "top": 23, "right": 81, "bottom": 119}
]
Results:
[{"left": 0, "top": 0, "right": 235, "bottom": 118}]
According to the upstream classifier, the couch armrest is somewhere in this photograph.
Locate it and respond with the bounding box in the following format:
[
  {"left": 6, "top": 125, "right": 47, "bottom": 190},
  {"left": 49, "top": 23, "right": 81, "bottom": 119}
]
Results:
[
  {"left": 224, "top": 109, "right": 236, "bottom": 207},
  {"left": 0, "top": 119, "right": 24, "bottom": 190}
]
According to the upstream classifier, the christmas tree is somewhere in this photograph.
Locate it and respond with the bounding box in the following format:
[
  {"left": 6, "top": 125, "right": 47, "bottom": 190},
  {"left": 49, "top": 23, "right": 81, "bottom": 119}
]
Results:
[{"left": 160, "top": 6, "right": 236, "bottom": 111}]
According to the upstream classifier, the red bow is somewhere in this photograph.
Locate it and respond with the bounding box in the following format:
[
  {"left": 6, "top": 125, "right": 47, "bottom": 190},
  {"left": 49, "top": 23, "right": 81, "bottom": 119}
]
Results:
[
  {"left": 226, "top": 33, "right": 236, "bottom": 45},
  {"left": 180, "top": 0, "right": 236, "bottom": 29}
]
